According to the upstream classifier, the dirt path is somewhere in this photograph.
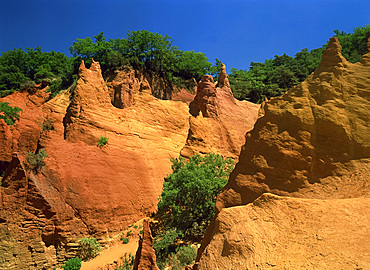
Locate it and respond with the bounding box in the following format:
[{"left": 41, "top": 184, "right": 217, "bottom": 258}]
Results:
[{"left": 80, "top": 237, "right": 139, "bottom": 270}]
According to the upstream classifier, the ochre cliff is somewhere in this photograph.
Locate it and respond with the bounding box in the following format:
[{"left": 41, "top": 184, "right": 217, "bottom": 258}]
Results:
[
  {"left": 181, "top": 64, "right": 260, "bottom": 160},
  {"left": 196, "top": 194, "right": 370, "bottom": 269},
  {"left": 0, "top": 60, "right": 190, "bottom": 269},
  {"left": 195, "top": 37, "right": 370, "bottom": 269}
]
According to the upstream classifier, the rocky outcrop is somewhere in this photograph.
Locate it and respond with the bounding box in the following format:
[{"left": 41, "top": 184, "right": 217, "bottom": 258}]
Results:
[
  {"left": 196, "top": 193, "right": 370, "bottom": 269},
  {"left": 0, "top": 59, "right": 190, "bottom": 268},
  {"left": 106, "top": 69, "right": 141, "bottom": 109},
  {"left": 0, "top": 83, "right": 50, "bottom": 162},
  {"left": 0, "top": 154, "right": 85, "bottom": 270},
  {"left": 182, "top": 66, "right": 260, "bottom": 159},
  {"left": 133, "top": 220, "right": 159, "bottom": 270},
  {"left": 195, "top": 37, "right": 370, "bottom": 267},
  {"left": 217, "top": 63, "right": 230, "bottom": 88}
]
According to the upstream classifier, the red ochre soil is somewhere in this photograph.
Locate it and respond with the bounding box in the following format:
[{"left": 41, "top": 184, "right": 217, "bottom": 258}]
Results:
[{"left": 0, "top": 60, "right": 259, "bottom": 269}]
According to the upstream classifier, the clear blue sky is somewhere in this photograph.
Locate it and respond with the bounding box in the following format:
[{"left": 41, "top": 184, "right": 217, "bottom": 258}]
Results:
[{"left": 1, "top": 0, "right": 369, "bottom": 71}]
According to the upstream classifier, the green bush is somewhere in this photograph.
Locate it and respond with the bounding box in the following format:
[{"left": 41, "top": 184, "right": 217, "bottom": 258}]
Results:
[
  {"left": 97, "top": 136, "right": 109, "bottom": 147},
  {"left": 0, "top": 102, "right": 22, "bottom": 125},
  {"left": 176, "top": 245, "right": 197, "bottom": 267},
  {"left": 153, "top": 228, "right": 182, "bottom": 268},
  {"left": 157, "top": 153, "right": 234, "bottom": 240},
  {"left": 61, "top": 257, "right": 82, "bottom": 270},
  {"left": 25, "top": 149, "right": 48, "bottom": 171},
  {"left": 77, "top": 238, "right": 101, "bottom": 261},
  {"left": 42, "top": 116, "right": 55, "bottom": 131},
  {"left": 121, "top": 236, "right": 129, "bottom": 244},
  {"left": 116, "top": 253, "right": 135, "bottom": 270},
  {"left": 166, "top": 246, "right": 196, "bottom": 270}
]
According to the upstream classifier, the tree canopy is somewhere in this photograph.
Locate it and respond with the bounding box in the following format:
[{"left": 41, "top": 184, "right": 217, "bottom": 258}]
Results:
[
  {"left": 229, "top": 25, "right": 370, "bottom": 103},
  {"left": 0, "top": 47, "right": 74, "bottom": 97},
  {"left": 69, "top": 30, "right": 216, "bottom": 82},
  {"left": 157, "top": 153, "right": 234, "bottom": 240},
  {"left": 1, "top": 26, "right": 369, "bottom": 101}
]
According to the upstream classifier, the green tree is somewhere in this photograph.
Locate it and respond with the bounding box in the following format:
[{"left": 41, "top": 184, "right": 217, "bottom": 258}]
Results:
[
  {"left": 229, "top": 25, "right": 370, "bottom": 103},
  {"left": 174, "top": 50, "right": 212, "bottom": 81},
  {"left": 0, "top": 47, "right": 74, "bottom": 97},
  {"left": 0, "top": 102, "right": 22, "bottom": 125},
  {"left": 157, "top": 153, "right": 234, "bottom": 240}
]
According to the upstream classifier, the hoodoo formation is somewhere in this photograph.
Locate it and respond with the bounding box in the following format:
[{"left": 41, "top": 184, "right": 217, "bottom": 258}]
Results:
[
  {"left": 194, "top": 37, "right": 370, "bottom": 269},
  {"left": 182, "top": 63, "right": 260, "bottom": 160}
]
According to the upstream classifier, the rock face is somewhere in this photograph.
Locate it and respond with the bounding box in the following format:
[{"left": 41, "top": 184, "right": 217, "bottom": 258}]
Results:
[
  {"left": 182, "top": 65, "right": 260, "bottom": 159},
  {"left": 106, "top": 69, "right": 141, "bottom": 109},
  {"left": 0, "top": 60, "right": 190, "bottom": 269},
  {"left": 133, "top": 220, "right": 160, "bottom": 270},
  {"left": 196, "top": 193, "right": 370, "bottom": 270},
  {"left": 195, "top": 37, "right": 370, "bottom": 268},
  {"left": 215, "top": 37, "right": 370, "bottom": 211}
]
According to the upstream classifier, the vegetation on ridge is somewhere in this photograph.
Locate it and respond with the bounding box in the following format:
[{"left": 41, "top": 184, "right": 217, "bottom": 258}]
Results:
[
  {"left": 229, "top": 25, "right": 370, "bottom": 103},
  {"left": 0, "top": 26, "right": 369, "bottom": 102},
  {"left": 0, "top": 102, "right": 22, "bottom": 125}
]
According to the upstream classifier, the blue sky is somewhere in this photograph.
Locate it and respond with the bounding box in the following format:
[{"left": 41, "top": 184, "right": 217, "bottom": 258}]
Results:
[{"left": 1, "top": 0, "right": 369, "bottom": 71}]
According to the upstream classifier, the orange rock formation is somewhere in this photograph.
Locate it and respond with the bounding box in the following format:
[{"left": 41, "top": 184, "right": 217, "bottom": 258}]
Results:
[
  {"left": 0, "top": 60, "right": 190, "bottom": 269},
  {"left": 133, "top": 220, "right": 160, "bottom": 270},
  {"left": 181, "top": 64, "right": 260, "bottom": 159},
  {"left": 0, "top": 56, "right": 262, "bottom": 268},
  {"left": 195, "top": 37, "right": 370, "bottom": 268},
  {"left": 196, "top": 194, "right": 370, "bottom": 269}
]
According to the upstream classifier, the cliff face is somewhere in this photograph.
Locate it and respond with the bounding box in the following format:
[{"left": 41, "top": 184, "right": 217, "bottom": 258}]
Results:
[
  {"left": 0, "top": 60, "right": 190, "bottom": 269},
  {"left": 197, "top": 194, "right": 370, "bottom": 269},
  {"left": 181, "top": 64, "right": 260, "bottom": 160},
  {"left": 195, "top": 37, "right": 370, "bottom": 269}
]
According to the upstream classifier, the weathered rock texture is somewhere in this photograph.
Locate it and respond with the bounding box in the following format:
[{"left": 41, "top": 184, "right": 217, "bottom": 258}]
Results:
[
  {"left": 0, "top": 60, "right": 190, "bottom": 269},
  {"left": 196, "top": 193, "right": 370, "bottom": 270},
  {"left": 182, "top": 65, "right": 260, "bottom": 159},
  {"left": 133, "top": 219, "right": 160, "bottom": 270},
  {"left": 196, "top": 37, "right": 370, "bottom": 268}
]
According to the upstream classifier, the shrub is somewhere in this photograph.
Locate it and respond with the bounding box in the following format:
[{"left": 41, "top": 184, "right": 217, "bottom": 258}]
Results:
[
  {"left": 175, "top": 245, "right": 197, "bottom": 267},
  {"left": 157, "top": 153, "right": 234, "bottom": 240},
  {"left": 97, "top": 136, "right": 109, "bottom": 147},
  {"left": 121, "top": 236, "right": 129, "bottom": 244},
  {"left": 78, "top": 238, "right": 101, "bottom": 261},
  {"left": 42, "top": 116, "right": 55, "bottom": 131},
  {"left": 25, "top": 149, "right": 48, "bottom": 171},
  {"left": 116, "top": 253, "right": 135, "bottom": 270},
  {"left": 126, "top": 230, "right": 132, "bottom": 237},
  {"left": 153, "top": 228, "right": 182, "bottom": 268},
  {"left": 0, "top": 102, "right": 22, "bottom": 125},
  {"left": 61, "top": 257, "right": 82, "bottom": 270}
]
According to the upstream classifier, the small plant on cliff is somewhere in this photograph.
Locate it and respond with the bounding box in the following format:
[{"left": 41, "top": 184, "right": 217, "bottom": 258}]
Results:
[
  {"left": 61, "top": 256, "right": 82, "bottom": 270},
  {"left": 77, "top": 237, "right": 101, "bottom": 261},
  {"left": 121, "top": 235, "right": 129, "bottom": 244},
  {"left": 0, "top": 102, "right": 22, "bottom": 125},
  {"left": 25, "top": 149, "right": 48, "bottom": 171},
  {"left": 42, "top": 116, "right": 55, "bottom": 131},
  {"left": 97, "top": 136, "right": 109, "bottom": 147}
]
